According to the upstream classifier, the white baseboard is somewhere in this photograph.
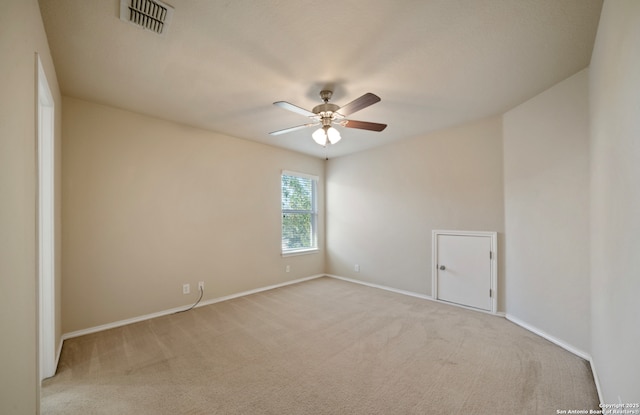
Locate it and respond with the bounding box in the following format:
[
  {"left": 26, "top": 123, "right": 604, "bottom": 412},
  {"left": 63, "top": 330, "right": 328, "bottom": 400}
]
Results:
[
  {"left": 505, "top": 314, "right": 590, "bottom": 360},
  {"left": 327, "top": 274, "right": 502, "bottom": 317},
  {"left": 328, "top": 275, "right": 602, "bottom": 403},
  {"left": 505, "top": 313, "right": 603, "bottom": 403},
  {"left": 61, "top": 274, "right": 324, "bottom": 342},
  {"left": 54, "top": 337, "right": 63, "bottom": 373},
  {"left": 57, "top": 272, "right": 603, "bottom": 404},
  {"left": 326, "top": 274, "right": 434, "bottom": 301},
  {"left": 589, "top": 355, "right": 603, "bottom": 404},
  {"left": 195, "top": 274, "right": 324, "bottom": 309}
]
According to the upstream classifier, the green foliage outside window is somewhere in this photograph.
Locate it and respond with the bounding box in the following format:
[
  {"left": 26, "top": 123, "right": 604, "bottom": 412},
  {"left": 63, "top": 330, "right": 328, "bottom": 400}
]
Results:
[{"left": 282, "top": 174, "right": 316, "bottom": 252}]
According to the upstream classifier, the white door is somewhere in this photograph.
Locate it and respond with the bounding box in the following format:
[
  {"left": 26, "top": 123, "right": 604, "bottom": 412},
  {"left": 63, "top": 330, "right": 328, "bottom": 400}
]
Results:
[{"left": 433, "top": 231, "right": 496, "bottom": 312}]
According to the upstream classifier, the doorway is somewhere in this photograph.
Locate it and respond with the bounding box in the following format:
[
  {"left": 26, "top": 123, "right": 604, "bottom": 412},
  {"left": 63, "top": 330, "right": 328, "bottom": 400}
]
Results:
[
  {"left": 37, "top": 55, "right": 56, "bottom": 380},
  {"left": 432, "top": 230, "right": 497, "bottom": 312}
]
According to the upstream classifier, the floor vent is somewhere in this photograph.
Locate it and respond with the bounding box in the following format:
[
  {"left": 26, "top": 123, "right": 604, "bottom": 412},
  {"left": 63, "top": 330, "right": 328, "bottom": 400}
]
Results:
[{"left": 120, "top": 0, "right": 174, "bottom": 36}]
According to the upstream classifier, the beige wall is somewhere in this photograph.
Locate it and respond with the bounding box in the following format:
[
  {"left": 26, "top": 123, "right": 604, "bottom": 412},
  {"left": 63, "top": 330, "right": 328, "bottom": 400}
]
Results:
[
  {"left": 589, "top": 0, "right": 640, "bottom": 403},
  {"left": 503, "top": 69, "right": 591, "bottom": 353},
  {"left": 326, "top": 116, "right": 505, "bottom": 308},
  {"left": 0, "top": 0, "right": 62, "bottom": 413},
  {"left": 9, "top": 0, "right": 636, "bottom": 404},
  {"left": 62, "top": 97, "right": 325, "bottom": 333}
]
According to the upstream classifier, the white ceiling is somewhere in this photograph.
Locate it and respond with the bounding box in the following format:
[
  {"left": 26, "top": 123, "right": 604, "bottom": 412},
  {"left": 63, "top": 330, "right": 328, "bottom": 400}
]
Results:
[{"left": 39, "top": 0, "right": 603, "bottom": 159}]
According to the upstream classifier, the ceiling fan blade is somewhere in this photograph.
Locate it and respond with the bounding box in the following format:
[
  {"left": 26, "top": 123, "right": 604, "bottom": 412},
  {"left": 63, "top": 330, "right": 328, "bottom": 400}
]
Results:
[
  {"left": 273, "top": 101, "right": 317, "bottom": 117},
  {"left": 342, "top": 119, "right": 387, "bottom": 132},
  {"left": 337, "top": 93, "right": 381, "bottom": 116},
  {"left": 269, "top": 123, "right": 319, "bottom": 136}
]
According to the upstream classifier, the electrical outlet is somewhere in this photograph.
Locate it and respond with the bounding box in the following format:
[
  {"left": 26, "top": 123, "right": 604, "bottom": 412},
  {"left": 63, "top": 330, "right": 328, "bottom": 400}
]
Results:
[
  {"left": 286, "top": 265, "right": 290, "bottom": 273},
  {"left": 355, "top": 264, "right": 360, "bottom": 272},
  {"left": 183, "top": 283, "right": 190, "bottom": 294},
  {"left": 198, "top": 281, "right": 205, "bottom": 291}
]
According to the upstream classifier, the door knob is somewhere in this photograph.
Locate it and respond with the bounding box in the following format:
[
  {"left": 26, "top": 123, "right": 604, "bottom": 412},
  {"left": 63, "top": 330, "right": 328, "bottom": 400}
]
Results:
[{"left": 439, "top": 265, "right": 446, "bottom": 270}]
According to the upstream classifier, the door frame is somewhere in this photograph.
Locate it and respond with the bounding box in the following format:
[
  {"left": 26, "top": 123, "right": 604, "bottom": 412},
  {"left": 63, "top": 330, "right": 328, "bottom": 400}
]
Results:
[
  {"left": 37, "top": 54, "right": 56, "bottom": 380},
  {"left": 432, "top": 230, "right": 498, "bottom": 313}
]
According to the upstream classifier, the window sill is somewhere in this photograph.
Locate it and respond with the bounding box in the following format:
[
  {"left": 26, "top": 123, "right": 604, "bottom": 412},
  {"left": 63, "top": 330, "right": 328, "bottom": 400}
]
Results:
[{"left": 282, "top": 248, "right": 319, "bottom": 257}]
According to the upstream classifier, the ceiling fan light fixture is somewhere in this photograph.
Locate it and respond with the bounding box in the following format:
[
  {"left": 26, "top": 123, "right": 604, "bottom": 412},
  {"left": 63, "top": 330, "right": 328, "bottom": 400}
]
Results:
[
  {"left": 312, "top": 125, "right": 342, "bottom": 146},
  {"left": 312, "top": 127, "right": 328, "bottom": 146},
  {"left": 327, "top": 127, "right": 341, "bottom": 144}
]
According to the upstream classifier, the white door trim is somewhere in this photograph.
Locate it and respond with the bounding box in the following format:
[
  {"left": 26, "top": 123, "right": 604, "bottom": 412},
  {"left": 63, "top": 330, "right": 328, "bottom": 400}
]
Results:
[
  {"left": 432, "top": 230, "right": 498, "bottom": 314},
  {"left": 37, "top": 54, "right": 56, "bottom": 380}
]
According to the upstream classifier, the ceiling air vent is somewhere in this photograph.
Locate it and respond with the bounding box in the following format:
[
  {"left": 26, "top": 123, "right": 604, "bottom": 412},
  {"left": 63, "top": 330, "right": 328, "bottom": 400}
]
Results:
[{"left": 120, "top": 0, "right": 174, "bottom": 36}]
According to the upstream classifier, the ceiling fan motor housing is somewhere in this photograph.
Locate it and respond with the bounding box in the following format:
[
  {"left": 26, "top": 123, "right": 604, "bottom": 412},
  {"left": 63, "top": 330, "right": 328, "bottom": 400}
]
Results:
[
  {"left": 313, "top": 89, "right": 341, "bottom": 118},
  {"left": 312, "top": 102, "right": 340, "bottom": 116}
]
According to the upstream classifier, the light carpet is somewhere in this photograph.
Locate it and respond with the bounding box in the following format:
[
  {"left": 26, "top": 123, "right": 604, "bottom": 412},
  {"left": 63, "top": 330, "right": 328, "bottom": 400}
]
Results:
[{"left": 42, "top": 277, "right": 599, "bottom": 414}]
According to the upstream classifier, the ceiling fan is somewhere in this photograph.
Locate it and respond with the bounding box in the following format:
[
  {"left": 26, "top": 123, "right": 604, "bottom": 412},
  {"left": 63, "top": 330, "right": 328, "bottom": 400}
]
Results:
[{"left": 269, "top": 90, "right": 387, "bottom": 146}]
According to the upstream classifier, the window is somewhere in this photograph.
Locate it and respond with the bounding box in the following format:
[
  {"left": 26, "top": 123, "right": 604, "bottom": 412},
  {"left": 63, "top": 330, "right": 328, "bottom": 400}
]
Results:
[{"left": 281, "top": 171, "right": 318, "bottom": 254}]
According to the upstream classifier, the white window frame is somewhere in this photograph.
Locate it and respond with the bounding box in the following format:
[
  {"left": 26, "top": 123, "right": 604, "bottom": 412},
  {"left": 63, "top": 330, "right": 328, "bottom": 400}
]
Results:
[{"left": 281, "top": 170, "right": 319, "bottom": 256}]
